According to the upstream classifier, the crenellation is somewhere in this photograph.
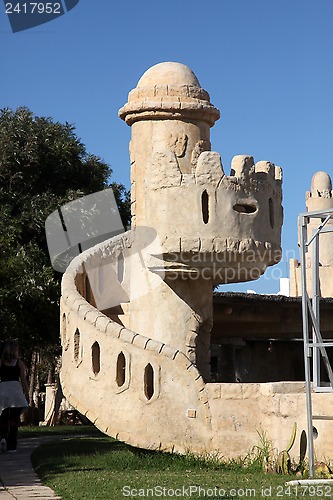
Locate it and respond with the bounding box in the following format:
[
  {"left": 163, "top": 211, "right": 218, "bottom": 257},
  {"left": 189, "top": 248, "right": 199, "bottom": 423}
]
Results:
[
  {"left": 230, "top": 155, "right": 255, "bottom": 178},
  {"left": 196, "top": 151, "right": 224, "bottom": 185},
  {"left": 255, "top": 160, "right": 275, "bottom": 176},
  {"left": 275, "top": 165, "right": 283, "bottom": 181}
]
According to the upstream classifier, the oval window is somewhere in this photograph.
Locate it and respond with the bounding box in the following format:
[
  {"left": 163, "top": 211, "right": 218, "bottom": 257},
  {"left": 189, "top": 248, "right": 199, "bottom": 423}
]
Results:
[
  {"left": 92, "top": 341, "right": 100, "bottom": 375},
  {"left": 62, "top": 313, "right": 67, "bottom": 348},
  {"left": 201, "top": 190, "right": 209, "bottom": 224},
  {"left": 74, "top": 328, "right": 80, "bottom": 362},
  {"left": 269, "top": 198, "right": 274, "bottom": 228},
  {"left": 144, "top": 363, "right": 154, "bottom": 400},
  {"left": 116, "top": 352, "right": 126, "bottom": 387}
]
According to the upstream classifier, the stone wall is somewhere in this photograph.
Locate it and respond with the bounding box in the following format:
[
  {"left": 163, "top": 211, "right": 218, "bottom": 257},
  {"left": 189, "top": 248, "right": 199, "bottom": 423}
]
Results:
[{"left": 208, "top": 382, "right": 333, "bottom": 461}]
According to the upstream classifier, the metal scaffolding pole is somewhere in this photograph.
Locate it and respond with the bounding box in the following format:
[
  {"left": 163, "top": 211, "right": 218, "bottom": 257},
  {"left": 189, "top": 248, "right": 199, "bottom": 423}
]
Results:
[
  {"left": 299, "top": 208, "right": 333, "bottom": 478},
  {"left": 300, "top": 215, "right": 314, "bottom": 477},
  {"left": 312, "top": 231, "right": 320, "bottom": 387}
]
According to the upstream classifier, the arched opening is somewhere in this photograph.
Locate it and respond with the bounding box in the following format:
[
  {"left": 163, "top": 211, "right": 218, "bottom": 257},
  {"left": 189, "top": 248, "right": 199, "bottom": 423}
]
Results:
[
  {"left": 269, "top": 198, "right": 274, "bottom": 228},
  {"left": 62, "top": 313, "right": 67, "bottom": 349},
  {"left": 201, "top": 190, "right": 209, "bottom": 224},
  {"left": 91, "top": 341, "right": 100, "bottom": 375},
  {"left": 117, "top": 253, "right": 124, "bottom": 283},
  {"left": 144, "top": 363, "right": 154, "bottom": 400},
  {"left": 116, "top": 352, "right": 126, "bottom": 387},
  {"left": 74, "top": 329, "right": 80, "bottom": 362},
  {"left": 233, "top": 203, "right": 257, "bottom": 214}
]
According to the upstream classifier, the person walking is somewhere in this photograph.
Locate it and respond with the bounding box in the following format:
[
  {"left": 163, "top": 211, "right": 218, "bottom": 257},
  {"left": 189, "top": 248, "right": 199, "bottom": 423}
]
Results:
[{"left": 0, "top": 340, "right": 29, "bottom": 452}]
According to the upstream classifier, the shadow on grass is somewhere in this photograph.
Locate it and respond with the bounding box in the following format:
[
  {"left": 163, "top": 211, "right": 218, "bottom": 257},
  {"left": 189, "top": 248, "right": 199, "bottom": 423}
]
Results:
[
  {"left": 31, "top": 436, "right": 296, "bottom": 500},
  {"left": 32, "top": 437, "right": 127, "bottom": 480},
  {"left": 32, "top": 434, "right": 261, "bottom": 485}
]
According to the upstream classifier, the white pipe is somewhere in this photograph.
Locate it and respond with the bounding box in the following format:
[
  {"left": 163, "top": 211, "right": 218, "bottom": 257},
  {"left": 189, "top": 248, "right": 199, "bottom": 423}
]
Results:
[{"left": 286, "top": 480, "right": 333, "bottom": 486}]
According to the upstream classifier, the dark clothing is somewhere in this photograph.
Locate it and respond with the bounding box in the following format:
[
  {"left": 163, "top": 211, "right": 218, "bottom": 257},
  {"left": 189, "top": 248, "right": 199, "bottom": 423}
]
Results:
[
  {"left": 0, "top": 360, "right": 20, "bottom": 382},
  {"left": 0, "top": 407, "right": 21, "bottom": 450},
  {"left": 0, "top": 360, "right": 26, "bottom": 451}
]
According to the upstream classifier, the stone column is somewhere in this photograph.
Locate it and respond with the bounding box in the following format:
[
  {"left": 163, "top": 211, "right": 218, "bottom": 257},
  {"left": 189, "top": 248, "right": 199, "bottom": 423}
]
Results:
[{"left": 119, "top": 62, "right": 219, "bottom": 379}]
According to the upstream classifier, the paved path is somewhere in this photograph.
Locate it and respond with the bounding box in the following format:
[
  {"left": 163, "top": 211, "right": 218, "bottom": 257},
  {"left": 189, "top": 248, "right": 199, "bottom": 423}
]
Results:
[{"left": 0, "top": 437, "right": 61, "bottom": 499}]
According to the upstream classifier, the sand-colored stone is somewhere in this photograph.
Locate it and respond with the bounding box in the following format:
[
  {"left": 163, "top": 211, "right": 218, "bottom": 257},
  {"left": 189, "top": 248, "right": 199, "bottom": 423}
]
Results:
[
  {"left": 290, "top": 171, "right": 333, "bottom": 298},
  {"left": 57, "top": 62, "right": 333, "bottom": 461}
]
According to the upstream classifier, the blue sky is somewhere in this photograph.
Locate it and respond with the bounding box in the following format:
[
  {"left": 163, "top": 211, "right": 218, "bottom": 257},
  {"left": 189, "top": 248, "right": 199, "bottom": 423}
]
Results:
[{"left": 1, "top": 0, "right": 333, "bottom": 293}]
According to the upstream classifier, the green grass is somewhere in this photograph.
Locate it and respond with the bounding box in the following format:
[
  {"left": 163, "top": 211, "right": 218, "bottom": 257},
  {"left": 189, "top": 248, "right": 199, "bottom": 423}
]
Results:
[
  {"left": 29, "top": 430, "right": 323, "bottom": 500},
  {"left": 19, "top": 424, "right": 102, "bottom": 439}
]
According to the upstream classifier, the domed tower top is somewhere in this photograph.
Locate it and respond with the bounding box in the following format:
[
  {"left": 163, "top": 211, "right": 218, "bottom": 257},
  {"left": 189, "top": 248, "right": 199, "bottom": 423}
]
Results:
[
  {"left": 306, "top": 171, "right": 333, "bottom": 211},
  {"left": 311, "top": 171, "right": 332, "bottom": 196},
  {"left": 119, "top": 61, "right": 220, "bottom": 126},
  {"left": 137, "top": 62, "right": 200, "bottom": 87}
]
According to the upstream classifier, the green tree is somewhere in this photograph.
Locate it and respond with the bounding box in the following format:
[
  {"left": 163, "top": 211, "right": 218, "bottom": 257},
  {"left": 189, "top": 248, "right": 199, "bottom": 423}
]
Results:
[{"left": 0, "top": 107, "right": 130, "bottom": 400}]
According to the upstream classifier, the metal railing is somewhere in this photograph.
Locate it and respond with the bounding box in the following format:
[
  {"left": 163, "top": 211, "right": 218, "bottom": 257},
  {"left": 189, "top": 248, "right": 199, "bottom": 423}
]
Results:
[{"left": 299, "top": 208, "right": 333, "bottom": 477}]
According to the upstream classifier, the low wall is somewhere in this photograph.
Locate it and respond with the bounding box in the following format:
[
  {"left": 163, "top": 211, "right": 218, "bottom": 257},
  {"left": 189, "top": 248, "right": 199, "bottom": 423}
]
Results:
[{"left": 207, "top": 382, "right": 333, "bottom": 461}]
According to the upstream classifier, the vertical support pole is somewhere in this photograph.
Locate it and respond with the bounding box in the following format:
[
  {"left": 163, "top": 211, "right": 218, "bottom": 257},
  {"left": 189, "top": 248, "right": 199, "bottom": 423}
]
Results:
[
  {"left": 312, "top": 233, "right": 320, "bottom": 389},
  {"left": 300, "top": 215, "right": 314, "bottom": 478}
]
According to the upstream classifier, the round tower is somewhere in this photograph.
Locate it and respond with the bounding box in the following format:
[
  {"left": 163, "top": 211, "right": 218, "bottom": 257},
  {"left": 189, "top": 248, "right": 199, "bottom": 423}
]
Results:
[
  {"left": 119, "top": 62, "right": 282, "bottom": 280},
  {"left": 118, "top": 62, "right": 283, "bottom": 380},
  {"left": 290, "top": 171, "right": 333, "bottom": 297},
  {"left": 119, "top": 62, "right": 220, "bottom": 229},
  {"left": 306, "top": 171, "right": 333, "bottom": 268}
]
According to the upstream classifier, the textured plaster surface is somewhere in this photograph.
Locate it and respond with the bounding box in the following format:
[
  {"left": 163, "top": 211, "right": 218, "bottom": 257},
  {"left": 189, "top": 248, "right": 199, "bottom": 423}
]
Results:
[{"left": 58, "top": 62, "right": 331, "bottom": 460}]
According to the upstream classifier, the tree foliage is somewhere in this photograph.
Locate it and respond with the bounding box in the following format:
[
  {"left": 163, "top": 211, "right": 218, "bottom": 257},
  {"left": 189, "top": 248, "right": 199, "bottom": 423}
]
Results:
[{"left": 0, "top": 107, "right": 130, "bottom": 367}]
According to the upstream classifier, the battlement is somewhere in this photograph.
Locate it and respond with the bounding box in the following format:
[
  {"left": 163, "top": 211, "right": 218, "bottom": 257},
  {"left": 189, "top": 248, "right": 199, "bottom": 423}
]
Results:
[
  {"left": 119, "top": 62, "right": 283, "bottom": 283},
  {"left": 140, "top": 151, "right": 281, "bottom": 282}
]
